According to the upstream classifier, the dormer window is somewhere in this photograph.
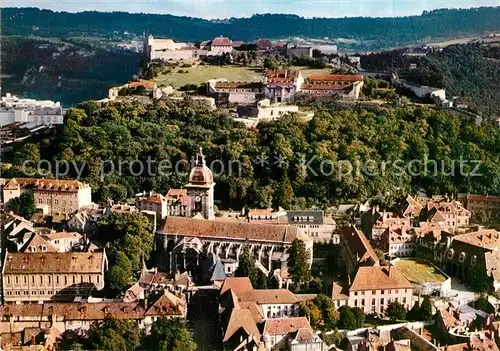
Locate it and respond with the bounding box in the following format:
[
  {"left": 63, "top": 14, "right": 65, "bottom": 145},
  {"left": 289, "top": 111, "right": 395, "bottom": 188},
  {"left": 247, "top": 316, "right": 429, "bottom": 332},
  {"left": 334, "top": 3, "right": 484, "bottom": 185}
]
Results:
[
  {"left": 458, "top": 252, "right": 466, "bottom": 263},
  {"left": 447, "top": 249, "right": 454, "bottom": 259}
]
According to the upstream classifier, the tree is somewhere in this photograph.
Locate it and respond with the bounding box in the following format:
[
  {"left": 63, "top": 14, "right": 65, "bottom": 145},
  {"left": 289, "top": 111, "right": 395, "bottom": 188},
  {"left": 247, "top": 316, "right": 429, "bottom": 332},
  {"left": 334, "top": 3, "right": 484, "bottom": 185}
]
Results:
[
  {"left": 471, "top": 295, "right": 495, "bottom": 314},
  {"left": 387, "top": 301, "right": 407, "bottom": 321},
  {"left": 144, "top": 317, "right": 197, "bottom": 351},
  {"left": 351, "top": 307, "right": 365, "bottom": 328},
  {"left": 338, "top": 306, "right": 357, "bottom": 330},
  {"left": 6, "top": 198, "right": 20, "bottom": 214},
  {"left": 97, "top": 212, "right": 153, "bottom": 276},
  {"left": 87, "top": 317, "right": 140, "bottom": 351},
  {"left": 287, "top": 239, "right": 311, "bottom": 288},
  {"left": 256, "top": 270, "right": 268, "bottom": 289},
  {"left": 407, "top": 301, "right": 421, "bottom": 321},
  {"left": 313, "top": 294, "right": 339, "bottom": 329},
  {"left": 107, "top": 252, "right": 133, "bottom": 292},
  {"left": 420, "top": 296, "right": 433, "bottom": 321},
  {"left": 235, "top": 245, "right": 258, "bottom": 287},
  {"left": 19, "top": 192, "right": 35, "bottom": 219},
  {"left": 299, "top": 300, "right": 322, "bottom": 328},
  {"left": 472, "top": 209, "right": 488, "bottom": 225}
]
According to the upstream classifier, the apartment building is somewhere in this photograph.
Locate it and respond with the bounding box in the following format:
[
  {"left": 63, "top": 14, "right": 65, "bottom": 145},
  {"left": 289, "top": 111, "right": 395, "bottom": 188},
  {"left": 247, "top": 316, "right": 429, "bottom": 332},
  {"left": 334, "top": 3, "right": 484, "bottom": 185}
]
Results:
[
  {"left": 346, "top": 265, "right": 413, "bottom": 314},
  {"left": 0, "top": 178, "right": 92, "bottom": 215},
  {"left": 2, "top": 251, "right": 107, "bottom": 303}
]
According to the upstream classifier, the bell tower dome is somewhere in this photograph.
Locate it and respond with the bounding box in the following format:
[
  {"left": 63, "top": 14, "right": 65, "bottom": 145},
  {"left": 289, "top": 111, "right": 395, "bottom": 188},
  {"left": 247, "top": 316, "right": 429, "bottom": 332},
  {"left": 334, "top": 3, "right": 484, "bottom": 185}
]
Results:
[{"left": 185, "top": 147, "right": 215, "bottom": 220}]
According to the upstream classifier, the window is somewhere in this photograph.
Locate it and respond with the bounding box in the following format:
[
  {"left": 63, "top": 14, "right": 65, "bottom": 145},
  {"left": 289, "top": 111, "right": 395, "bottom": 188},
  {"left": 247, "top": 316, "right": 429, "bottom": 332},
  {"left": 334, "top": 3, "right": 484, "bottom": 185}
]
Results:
[
  {"left": 354, "top": 299, "right": 358, "bottom": 307},
  {"left": 7, "top": 276, "right": 10, "bottom": 284},
  {"left": 56, "top": 276, "right": 59, "bottom": 284},
  {"left": 97, "top": 276, "right": 100, "bottom": 284},
  {"left": 40, "top": 276, "right": 43, "bottom": 284},
  {"left": 38, "top": 198, "right": 43, "bottom": 204},
  {"left": 372, "top": 290, "right": 376, "bottom": 294},
  {"left": 372, "top": 298, "right": 376, "bottom": 305},
  {"left": 381, "top": 298, "right": 384, "bottom": 305},
  {"left": 48, "top": 276, "right": 51, "bottom": 284},
  {"left": 403, "top": 297, "right": 407, "bottom": 304},
  {"left": 458, "top": 252, "right": 466, "bottom": 263},
  {"left": 23, "top": 276, "right": 27, "bottom": 284},
  {"left": 15, "top": 276, "right": 19, "bottom": 284},
  {"left": 447, "top": 249, "right": 454, "bottom": 259},
  {"left": 471, "top": 255, "right": 477, "bottom": 266},
  {"left": 361, "top": 299, "right": 365, "bottom": 306},
  {"left": 65, "top": 276, "right": 68, "bottom": 285}
]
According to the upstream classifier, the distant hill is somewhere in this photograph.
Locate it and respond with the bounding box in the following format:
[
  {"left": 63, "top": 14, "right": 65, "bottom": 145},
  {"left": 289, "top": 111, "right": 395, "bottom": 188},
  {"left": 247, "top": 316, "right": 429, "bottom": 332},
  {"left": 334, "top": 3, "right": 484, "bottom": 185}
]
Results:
[
  {"left": 2, "top": 37, "right": 140, "bottom": 106},
  {"left": 361, "top": 43, "right": 500, "bottom": 117},
  {"left": 3, "top": 7, "right": 500, "bottom": 50}
]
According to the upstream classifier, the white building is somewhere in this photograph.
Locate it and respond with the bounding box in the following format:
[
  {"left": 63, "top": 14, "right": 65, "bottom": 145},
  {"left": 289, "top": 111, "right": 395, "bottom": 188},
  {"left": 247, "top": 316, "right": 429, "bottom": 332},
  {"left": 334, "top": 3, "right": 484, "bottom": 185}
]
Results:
[
  {"left": 41, "top": 231, "right": 84, "bottom": 252},
  {"left": 0, "top": 93, "right": 64, "bottom": 127}
]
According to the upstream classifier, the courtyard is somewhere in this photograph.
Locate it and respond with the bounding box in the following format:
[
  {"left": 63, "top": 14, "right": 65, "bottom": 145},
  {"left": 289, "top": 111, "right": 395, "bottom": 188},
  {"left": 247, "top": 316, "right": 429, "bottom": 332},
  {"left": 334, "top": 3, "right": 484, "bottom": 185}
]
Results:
[{"left": 395, "top": 258, "right": 448, "bottom": 283}]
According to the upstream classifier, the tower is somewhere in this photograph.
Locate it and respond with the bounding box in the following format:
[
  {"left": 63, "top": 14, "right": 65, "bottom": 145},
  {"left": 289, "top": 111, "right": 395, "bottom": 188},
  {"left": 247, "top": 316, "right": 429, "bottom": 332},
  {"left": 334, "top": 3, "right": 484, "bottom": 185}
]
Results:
[{"left": 185, "top": 147, "right": 215, "bottom": 220}]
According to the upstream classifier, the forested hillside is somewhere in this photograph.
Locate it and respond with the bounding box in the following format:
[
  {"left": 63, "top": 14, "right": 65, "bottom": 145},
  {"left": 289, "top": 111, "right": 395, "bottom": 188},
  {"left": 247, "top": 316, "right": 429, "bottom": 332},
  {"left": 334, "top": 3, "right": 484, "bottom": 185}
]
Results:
[
  {"left": 1, "top": 37, "right": 140, "bottom": 105},
  {"left": 6, "top": 100, "right": 500, "bottom": 209},
  {"left": 4, "top": 7, "right": 500, "bottom": 50},
  {"left": 361, "top": 44, "right": 500, "bottom": 117}
]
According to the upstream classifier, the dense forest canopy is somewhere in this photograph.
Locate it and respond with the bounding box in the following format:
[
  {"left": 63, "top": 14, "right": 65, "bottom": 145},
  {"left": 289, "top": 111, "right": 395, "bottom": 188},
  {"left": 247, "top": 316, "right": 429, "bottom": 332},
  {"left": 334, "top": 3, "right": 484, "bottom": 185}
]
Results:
[
  {"left": 361, "top": 44, "right": 500, "bottom": 117},
  {"left": 4, "top": 7, "right": 500, "bottom": 49},
  {"left": 7, "top": 100, "right": 500, "bottom": 210}
]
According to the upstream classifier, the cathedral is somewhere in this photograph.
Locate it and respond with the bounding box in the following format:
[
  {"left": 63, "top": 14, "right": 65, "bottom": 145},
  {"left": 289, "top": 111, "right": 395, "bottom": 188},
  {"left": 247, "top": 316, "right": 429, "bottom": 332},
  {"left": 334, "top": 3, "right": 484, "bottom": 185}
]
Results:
[{"left": 155, "top": 148, "right": 313, "bottom": 276}]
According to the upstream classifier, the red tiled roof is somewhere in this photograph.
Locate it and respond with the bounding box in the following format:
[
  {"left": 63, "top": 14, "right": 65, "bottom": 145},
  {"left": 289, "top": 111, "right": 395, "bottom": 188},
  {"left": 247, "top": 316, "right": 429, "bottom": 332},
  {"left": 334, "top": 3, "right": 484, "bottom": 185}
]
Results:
[
  {"left": 223, "top": 308, "right": 261, "bottom": 342},
  {"left": 349, "top": 266, "right": 413, "bottom": 291},
  {"left": 220, "top": 277, "right": 254, "bottom": 296},
  {"left": 4, "top": 252, "right": 105, "bottom": 274},
  {"left": 0, "top": 302, "right": 145, "bottom": 320},
  {"left": 21, "top": 234, "right": 58, "bottom": 253},
  {"left": 162, "top": 216, "right": 301, "bottom": 243},
  {"left": 238, "top": 289, "right": 299, "bottom": 305},
  {"left": 466, "top": 194, "right": 500, "bottom": 202},
  {"left": 145, "top": 291, "right": 185, "bottom": 316},
  {"left": 301, "top": 83, "right": 350, "bottom": 91},
  {"left": 331, "top": 282, "right": 349, "bottom": 300},
  {"left": 128, "top": 80, "right": 157, "bottom": 90},
  {"left": 341, "top": 226, "right": 380, "bottom": 265},
  {"left": 263, "top": 317, "right": 312, "bottom": 336},
  {"left": 265, "top": 69, "right": 299, "bottom": 84},
  {"left": 2, "top": 178, "right": 86, "bottom": 191},
  {"left": 212, "top": 37, "right": 232, "bottom": 47}
]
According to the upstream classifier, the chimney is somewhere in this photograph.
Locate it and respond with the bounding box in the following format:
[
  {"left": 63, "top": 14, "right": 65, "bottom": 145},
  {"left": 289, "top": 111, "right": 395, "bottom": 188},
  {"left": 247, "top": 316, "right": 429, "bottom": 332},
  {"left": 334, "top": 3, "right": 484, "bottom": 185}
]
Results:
[{"left": 388, "top": 265, "right": 392, "bottom": 278}]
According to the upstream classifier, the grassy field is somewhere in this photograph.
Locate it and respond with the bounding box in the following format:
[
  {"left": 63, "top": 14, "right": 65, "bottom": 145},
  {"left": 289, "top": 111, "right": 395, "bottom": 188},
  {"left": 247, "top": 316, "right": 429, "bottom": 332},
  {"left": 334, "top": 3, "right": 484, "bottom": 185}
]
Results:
[
  {"left": 395, "top": 259, "right": 447, "bottom": 283},
  {"left": 155, "top": 64, "right": 264, "bottom": 88},
  {"left": 155, "top": 64, "right": 335, "bottom": 88}
]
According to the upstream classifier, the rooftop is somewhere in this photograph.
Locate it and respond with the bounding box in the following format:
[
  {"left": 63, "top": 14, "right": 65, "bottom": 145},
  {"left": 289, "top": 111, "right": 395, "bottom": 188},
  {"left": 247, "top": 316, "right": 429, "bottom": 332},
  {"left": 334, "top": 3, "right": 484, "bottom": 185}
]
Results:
[
  {"left": 349, "top": 265, "right": 413, "bottom": 291},
  {"left": 162, "top": 216, "right": 303, "bottom": 244},
  {"left": 4, "top": 252, "right": 105, "bottom": 274},
  {"left": 263, "top": 317, "right": 312, "bottom": 336}
]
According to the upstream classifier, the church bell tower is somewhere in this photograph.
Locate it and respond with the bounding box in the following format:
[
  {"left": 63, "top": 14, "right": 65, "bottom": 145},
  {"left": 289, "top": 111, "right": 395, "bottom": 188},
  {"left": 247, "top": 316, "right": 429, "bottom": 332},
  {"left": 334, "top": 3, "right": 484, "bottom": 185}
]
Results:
[{"left": 185, "top": 147, "right": 215, "bottom": 220}]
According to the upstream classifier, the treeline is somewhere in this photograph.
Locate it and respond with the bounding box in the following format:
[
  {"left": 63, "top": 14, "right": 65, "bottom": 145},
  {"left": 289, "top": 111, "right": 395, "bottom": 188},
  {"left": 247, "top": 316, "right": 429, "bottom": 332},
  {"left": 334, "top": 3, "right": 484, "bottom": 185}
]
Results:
[
  {"left": 6, "top": 99, "right": 500, "bottom": 210},
  {"left": 361, "top": 44, "right": 500, "bottom": 117},
  {"left": 4, "top": 7, "right": 500, "bottom": 49}
]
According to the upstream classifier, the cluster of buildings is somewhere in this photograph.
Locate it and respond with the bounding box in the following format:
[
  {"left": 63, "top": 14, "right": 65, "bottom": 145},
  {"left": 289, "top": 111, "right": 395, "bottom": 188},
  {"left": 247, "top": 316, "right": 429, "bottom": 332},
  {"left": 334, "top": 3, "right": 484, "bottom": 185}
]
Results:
[
  {"left": 0, "top": 93, "right": 65, "bottom": 145},
  {"left": 144, "top": 35, "right": 235, "bottom": 61},
  {"left": 144, "top": 35, "right": 338, "bottom": 61},
  {"left": 208, "top": 69, "right": 364, "bottom": 106},
  {"left": 3, "top": 141, "right": 500, "bottom": 350}
]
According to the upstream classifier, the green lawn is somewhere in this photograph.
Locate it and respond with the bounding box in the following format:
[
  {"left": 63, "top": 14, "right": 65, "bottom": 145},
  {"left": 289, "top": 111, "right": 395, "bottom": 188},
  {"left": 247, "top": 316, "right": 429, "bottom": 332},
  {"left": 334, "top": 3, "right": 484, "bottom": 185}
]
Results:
[
  {"left": 155, "top": 64, "right": 264, "bottom": 88},
  {"left": 395, "top": 259, "right": 447, "bottom": 283},
  {"left": 155, "top": 64, "right": 334, "bottom": 89}
]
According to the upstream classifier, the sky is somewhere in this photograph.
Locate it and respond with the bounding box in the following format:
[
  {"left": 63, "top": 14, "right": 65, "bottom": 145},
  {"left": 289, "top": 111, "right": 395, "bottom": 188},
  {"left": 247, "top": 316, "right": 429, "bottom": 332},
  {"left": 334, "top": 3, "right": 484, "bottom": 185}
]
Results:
[{"left": 4, "top": 0, "right": 500, "bottom": 19}]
